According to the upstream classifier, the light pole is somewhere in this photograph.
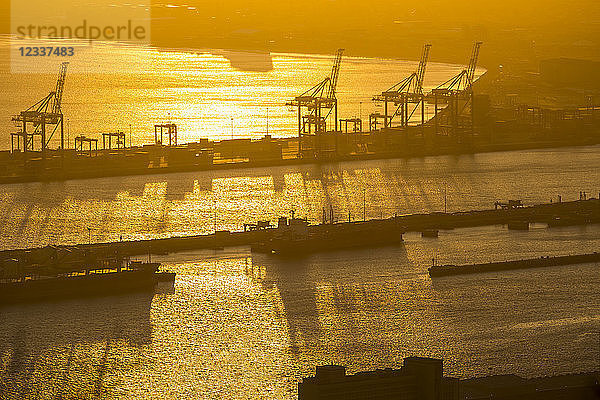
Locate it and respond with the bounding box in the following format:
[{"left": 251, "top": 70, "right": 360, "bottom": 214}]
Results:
[
  {"left": 266, "top": 107, "right": 269, "bottom": 136},
  {"left": 231, "top": 117, "right": 234, "bottom": 139},
  {"left": 363, "top": 188, "right": 366, "bottom": 221},
  {"left": 444, "top": 183, "right": 448, "bottom": 213},
  {"left": 359, "top": 101, "right": 362, "bottom": 121},
  {"left": 87, "top": 227, "right": 91, "bottom": 245},
  {"left": 213, "top": 198, "right": 217, "bottom": 233}
]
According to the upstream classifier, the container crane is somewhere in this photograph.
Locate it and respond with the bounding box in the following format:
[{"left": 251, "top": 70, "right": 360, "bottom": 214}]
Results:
[
  {"left": 371, "top": 44, "right": 431, "bottom": 130},
  {"left": 53, "top": 62, "right": 68, "bottom": 115},
  {"left": 432, "top": 41, "right": 482, "bottom": 95},
  {"left": 11, "top": 62, "right": 69, "bottom": 153},
  {"left": 427, "top": 42, "right": 483, "bottom": 139},
  {"left": 287, "top": 49, "right": 344, "bottom": 137}
]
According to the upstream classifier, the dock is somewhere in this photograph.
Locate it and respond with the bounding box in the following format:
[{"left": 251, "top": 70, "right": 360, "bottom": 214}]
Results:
[
  {"left": 1, "top": 134, "right": 599, "bottom": 185},
  {"left": 0, "top": 199, "right": 598, "bottom": 263}
]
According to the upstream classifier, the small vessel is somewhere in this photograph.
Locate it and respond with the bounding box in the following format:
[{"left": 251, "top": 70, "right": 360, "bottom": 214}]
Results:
[
  {"left": 0, "top": 260, "right": 165, "bottom": 305},
  {"left": 507, "top": 220, "right": 529, "bottom": 230},
  {"left": 421, "top": 229, "right": 439, "bottom": 238}
]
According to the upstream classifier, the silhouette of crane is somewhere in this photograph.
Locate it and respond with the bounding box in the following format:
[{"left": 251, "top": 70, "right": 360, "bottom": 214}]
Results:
[
  {"left": 427, "top": 42, "right": 483, "bottom": 139},
  {"left": 371, "top": 44, "right": 432, "bottom": 130},
  {"left": 287, "top": 49, "right": 344, "bottom": 146},
  {"left": 434, "top": 41, "right": 482, "bottom": 94},
  {"left": 11, "top": 62, "right": 69, "bottom": 154}
]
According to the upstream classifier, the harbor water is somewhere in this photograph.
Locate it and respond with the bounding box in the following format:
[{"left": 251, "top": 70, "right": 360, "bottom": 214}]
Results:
[
  {"left": 1, "top": 145, "right": 599, "bottom": 399},
  {"left": 0, "top": 145, "right": 598, "bottom": 249},
  {"left": 0, "top": 40, "right": 599, "bottom": 399}
]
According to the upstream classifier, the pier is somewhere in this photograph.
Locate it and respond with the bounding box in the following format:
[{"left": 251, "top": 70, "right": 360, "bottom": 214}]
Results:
[{"left": 0, "top": 198, "right": 598, "bottom": 263}]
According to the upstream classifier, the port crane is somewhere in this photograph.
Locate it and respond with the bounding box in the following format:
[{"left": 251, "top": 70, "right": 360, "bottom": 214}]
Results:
[
  {"left": 427, "top": 42, "right": 483, "bottom": 139},
  {"left": 286, "top": 49, "right": 344, "bottom": 155},
  {"left": 371, "top": 44, "right": 432, "bottom": 131},
  {"left": 432, "top": 41, "right": 481, "bottom": 95},
  {"left": 11, "top": 62, "right": 69, "bottom": 153}
]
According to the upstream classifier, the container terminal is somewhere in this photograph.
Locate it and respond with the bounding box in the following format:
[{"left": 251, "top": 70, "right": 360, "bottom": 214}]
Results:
[{"left": 2, "top": 43, "right": 599, "bottom": 184}]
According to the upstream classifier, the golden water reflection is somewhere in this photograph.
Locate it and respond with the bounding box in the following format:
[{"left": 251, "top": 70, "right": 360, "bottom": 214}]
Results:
[
  {"left": 1, "top": 221, "right": 599, "bottom": 398},
  {"left": 1, "top": 146, "right": 599, "bottom": 250}
]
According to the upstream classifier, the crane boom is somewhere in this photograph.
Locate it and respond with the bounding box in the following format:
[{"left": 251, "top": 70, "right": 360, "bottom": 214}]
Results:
[
  {"left": 287, "top": 49, "right": 344, "bottom": 137},
  {"left": 53, "top": 62, "right": 69, "bottom": 115},
  {"left": 326, "top": 48, "right": 344, "bottom": 100},
  {"left": 466, "top": 42, "right": 482, "bottom": 85},
  {"left": 415, "top": 44, "right": 431, "bottom": 95}
]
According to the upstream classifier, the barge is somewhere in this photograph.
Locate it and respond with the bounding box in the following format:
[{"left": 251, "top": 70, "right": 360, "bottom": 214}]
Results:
[
  {"left": 0, "top": 260, "right": 169, "bottom": 305},
  {"left": 428, "top": 252, "right": 600, "bottom": 277}
]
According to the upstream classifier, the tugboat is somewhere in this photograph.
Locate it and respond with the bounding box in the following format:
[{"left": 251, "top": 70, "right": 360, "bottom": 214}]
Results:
[
  {"left": 0, "top": 254, "right": 168, "bottom": 305},
  {"left": 252, "top": 213, "right": 404, "bottom": 256}
]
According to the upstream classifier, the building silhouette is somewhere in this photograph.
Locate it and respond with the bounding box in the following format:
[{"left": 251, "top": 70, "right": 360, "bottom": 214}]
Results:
[
  {"left": 298, "top": 357, "right": 600, "bottom": 400},
  {"left": 299, "top": 357, "right": 459, "bottom": 400}
]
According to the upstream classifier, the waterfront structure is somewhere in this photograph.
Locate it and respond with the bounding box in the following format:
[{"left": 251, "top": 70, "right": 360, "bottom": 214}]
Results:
[{"left": 298, "top": 357, "right": 459, "bottom": 400}]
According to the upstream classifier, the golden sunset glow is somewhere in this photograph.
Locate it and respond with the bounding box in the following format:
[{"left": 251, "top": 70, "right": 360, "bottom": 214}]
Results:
[{"left": 1, "top": 1, "right": 599, "bottom": 399}]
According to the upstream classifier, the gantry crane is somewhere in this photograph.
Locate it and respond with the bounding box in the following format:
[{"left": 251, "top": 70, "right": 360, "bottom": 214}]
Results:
[
  {"left": 432, "top": 41, "right": 482, "bottom": 95},
  {"left": 11, "top": 62, "right": 69, "bottom": 153},
  {"left": 371, "top": 44, "right": 431, "bottom": 130},
  {"left": 287, "top": 49, "right": 344, "bottom": 138},
  {"left": 427, "top": 42, "right": 483, "bottom": 139}
]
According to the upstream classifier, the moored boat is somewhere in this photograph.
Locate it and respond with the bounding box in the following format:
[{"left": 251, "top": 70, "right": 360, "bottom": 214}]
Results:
[
  {"left": 252, "top": 215, "right": 404, "bottom": 256},
  {"left": 0, "top": 261, "right": 163, "bottom": 305}
]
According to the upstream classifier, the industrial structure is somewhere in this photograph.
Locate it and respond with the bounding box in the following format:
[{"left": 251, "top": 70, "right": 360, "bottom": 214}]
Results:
[
  {"left": 426, "top": 41, "right": 483, "bottom": 139},
  {"left": 299, "top": 358, "right": 458, "bottom": 400},
  {"left": 371, "top": 43, "right": 432, "bottom": 131},
  {"left": 286, "top": 49, "right": 344, "bottom": 157},
  {"left": 11, "top": 62, "right": 69, "bottom": 154},
  {"left": 102, "top": 131, "right": 126, "bottom": 150},
  {"left": 298, "top": 358, "right": 600, "bottom": 400},
  {"left": 74, "top": 135, "right": 98, "bottom": 155},
  {"left": 154, "top": 123, "right": 178, "bottom": 146},
  {"left": 1, "top": 42, "right": 600, "bottom": 184},
  {"left": 369, "top": 42, "right": 482, "bottom": 140}
]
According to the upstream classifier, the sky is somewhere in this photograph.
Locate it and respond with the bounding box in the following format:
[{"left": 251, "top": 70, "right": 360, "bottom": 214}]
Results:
[{"left": 1, "top": 0, "right": 599, "bottom": 65}]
